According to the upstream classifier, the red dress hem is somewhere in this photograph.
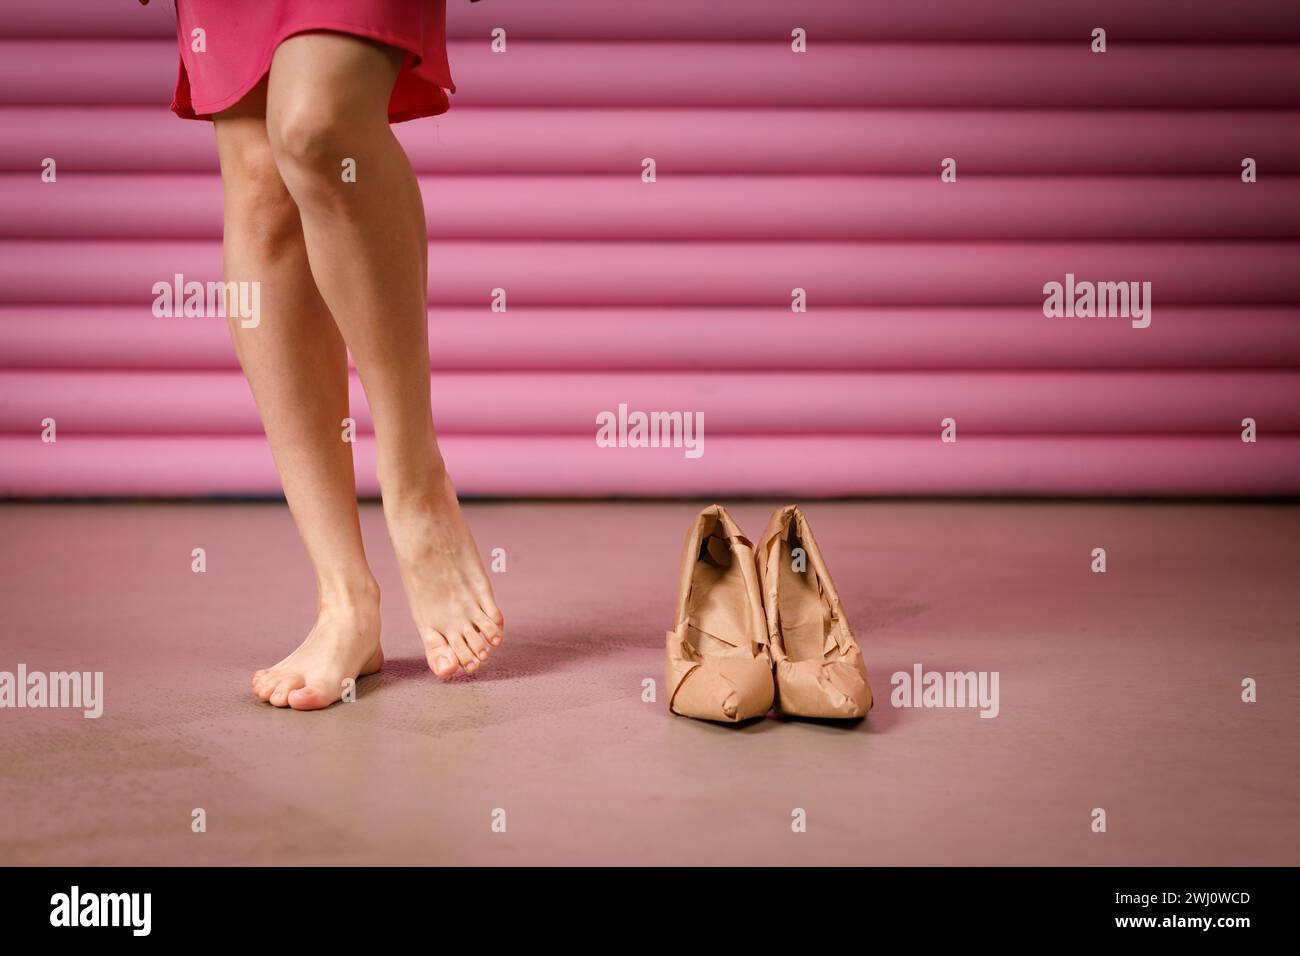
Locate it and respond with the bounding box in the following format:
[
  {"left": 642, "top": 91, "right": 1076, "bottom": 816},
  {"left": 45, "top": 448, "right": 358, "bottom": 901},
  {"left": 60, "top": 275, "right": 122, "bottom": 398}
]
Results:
[{"left": 171, "top": 15, "right": 456, "bottom": 124}]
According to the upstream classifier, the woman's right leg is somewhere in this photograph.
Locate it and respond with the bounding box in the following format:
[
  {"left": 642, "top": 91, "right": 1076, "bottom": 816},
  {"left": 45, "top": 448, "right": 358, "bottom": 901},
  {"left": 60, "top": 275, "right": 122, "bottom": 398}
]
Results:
[
  {"left": 263, "top": 33, "right": 503, "bottom": 680},
  {"left": 214, "top": 80, "right": 382, "bottom": 710}
]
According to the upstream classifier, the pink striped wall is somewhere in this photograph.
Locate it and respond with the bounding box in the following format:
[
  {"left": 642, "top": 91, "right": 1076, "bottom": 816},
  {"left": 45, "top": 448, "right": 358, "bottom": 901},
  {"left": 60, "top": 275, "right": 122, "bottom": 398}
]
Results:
[{"left": 2, "top": 0, "right": 1299, "bottom": 497}]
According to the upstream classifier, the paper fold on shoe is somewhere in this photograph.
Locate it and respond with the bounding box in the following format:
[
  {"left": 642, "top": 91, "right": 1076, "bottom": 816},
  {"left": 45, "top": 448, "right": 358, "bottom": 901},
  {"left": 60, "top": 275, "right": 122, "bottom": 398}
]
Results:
[
  {"left": 756, "top": 505, "right": 873, "bottom": 719},
  {"left": 665, "top": 504, "right": 774, "bottom": 722}
]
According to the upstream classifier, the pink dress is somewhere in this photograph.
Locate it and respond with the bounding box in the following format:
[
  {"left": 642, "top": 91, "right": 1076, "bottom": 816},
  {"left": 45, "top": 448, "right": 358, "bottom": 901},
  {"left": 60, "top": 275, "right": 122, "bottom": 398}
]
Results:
[{"left": 171, "top": 0, "right": 457, "bottom": 123}]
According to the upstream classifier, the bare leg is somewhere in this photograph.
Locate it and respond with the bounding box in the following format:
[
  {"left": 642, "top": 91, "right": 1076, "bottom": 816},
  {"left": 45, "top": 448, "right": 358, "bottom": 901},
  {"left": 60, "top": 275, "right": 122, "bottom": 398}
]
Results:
[
  {"left": 264, "top": 33, "right": 503, "bottom": 679},
  {"left": 214, "top": 80, "right": 382, "bottom": 709}
]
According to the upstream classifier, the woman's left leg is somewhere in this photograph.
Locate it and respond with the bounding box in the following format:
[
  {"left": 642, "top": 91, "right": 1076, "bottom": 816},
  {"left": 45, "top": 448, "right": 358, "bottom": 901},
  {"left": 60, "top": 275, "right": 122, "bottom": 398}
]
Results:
[{"left": 262, "top": 32, "right": 504, "bottom": 679}]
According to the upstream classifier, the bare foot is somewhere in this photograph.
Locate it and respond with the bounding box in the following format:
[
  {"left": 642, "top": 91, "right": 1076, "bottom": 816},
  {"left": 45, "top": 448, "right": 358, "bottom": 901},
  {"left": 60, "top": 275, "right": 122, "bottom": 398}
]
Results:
[
  {"left": 385, "top": 472, "right": 504, "bottom": 678},
  {"left": 250, "top": 583, "right": 383, "bottom": 710}
]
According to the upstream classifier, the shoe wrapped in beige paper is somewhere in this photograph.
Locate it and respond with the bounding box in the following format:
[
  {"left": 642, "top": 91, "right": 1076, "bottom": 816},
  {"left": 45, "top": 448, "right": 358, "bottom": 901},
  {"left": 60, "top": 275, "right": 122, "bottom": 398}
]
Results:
[
  {"left": 665, "top": 505, "right": 774, "bottom": 722},
  {"left": 756, "top": 505, "right": 872, "bottom": 719}
]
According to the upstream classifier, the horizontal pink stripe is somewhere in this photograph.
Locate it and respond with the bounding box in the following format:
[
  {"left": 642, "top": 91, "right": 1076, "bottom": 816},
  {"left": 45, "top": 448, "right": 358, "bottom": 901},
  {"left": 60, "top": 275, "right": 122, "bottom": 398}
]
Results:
[
  {"left": 5, "top": 306, "right": 1299, "bottom": 372},
  {"left": 6, "top": 0, "right": 1298, "bottom": 42},
  {"left": 2, "top": 240, "right": 1295, "bottom": 306},
  {"left": 3, "top": 435, "right": 1296, "bottom": 497},
  {"left": 4, "top": 370, "right": 1298, "bottom": 436},
  {"left": 6, "top": 174, "right": 1300, "bottom": 240},
  {"left": 6, "top": 107, "right": 1299, "bottom": 174},
  {"left": 7, "top": 41, "right": 1300, "bottom": 108}
]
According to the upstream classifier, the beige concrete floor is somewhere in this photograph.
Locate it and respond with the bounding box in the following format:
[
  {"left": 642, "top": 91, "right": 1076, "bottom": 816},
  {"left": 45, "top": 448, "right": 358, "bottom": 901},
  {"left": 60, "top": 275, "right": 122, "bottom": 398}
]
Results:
[{"left": 0, "top": 499, "right": 1296, "bottom": 866}]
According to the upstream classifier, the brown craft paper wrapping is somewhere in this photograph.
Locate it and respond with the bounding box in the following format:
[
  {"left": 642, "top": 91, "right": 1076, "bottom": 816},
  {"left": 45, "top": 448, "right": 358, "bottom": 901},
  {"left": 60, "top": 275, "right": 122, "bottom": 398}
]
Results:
[
  {"left": 756, "top": 505, "right": 873, "bottom": 719},
  {"left": 665, "top": 504, "right": 774, "bottom": 722}
]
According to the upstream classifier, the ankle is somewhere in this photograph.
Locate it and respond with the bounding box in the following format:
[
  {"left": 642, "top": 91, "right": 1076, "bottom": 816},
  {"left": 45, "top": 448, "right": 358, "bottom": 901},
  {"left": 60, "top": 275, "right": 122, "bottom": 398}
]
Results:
[
  {"left": 380, "top": 468, "right": 458, "bottom": 514},
  {"left": 316, "top": 574, "right": 381, "bottom": 612}
]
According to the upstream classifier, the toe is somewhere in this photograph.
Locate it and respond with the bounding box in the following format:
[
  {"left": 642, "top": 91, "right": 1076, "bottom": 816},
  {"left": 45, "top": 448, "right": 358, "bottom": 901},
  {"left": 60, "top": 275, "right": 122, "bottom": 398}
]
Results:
[
  {"left": 423, "top": 631, "right": 460, "bottom": 678},
  {"left": 448, "top": 631, "right": 478, "bottom": 672},
  {"left": 463, "top": 624, "right": 491, "bottom": 661},
  {"left": 477, "top": 592, "right": 504, "bottom": 628},
  {"left": 474, "top": 613, "right": 503, "bottom": 647},
  {"left": 287, "top": 680, "right": 337, "bottom": 711},
  {"left": 269, "top": 675, "right": 304, "bottom": 707},
  {"left": 252, "top": 670, "right": 278, "bottom": 700}
]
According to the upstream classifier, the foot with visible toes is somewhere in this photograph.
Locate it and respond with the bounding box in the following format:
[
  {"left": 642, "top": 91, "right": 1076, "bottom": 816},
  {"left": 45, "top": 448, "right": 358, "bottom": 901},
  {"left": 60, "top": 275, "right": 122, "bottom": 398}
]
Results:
[
  {"left": 250, "top": 582, "right": 383, "bottom": 710},
  {"left": 385, "top": 472, "right": 504, "bottom": 679}
]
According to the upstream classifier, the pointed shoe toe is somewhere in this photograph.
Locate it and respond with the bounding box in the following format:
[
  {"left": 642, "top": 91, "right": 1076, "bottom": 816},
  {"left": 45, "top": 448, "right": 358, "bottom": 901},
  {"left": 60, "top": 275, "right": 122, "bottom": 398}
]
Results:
[
  {"left": 773, "top": 652, "right": 873, "bottom": 719},
  {"left": 667, "top": 653, "right": 775, "bottom": 722}
]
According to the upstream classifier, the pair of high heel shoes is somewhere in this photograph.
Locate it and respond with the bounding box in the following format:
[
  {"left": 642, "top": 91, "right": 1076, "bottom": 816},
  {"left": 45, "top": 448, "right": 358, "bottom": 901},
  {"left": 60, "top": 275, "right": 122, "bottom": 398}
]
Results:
[{"left": 665, "top": 504, "right": 873, "bottom": 723}]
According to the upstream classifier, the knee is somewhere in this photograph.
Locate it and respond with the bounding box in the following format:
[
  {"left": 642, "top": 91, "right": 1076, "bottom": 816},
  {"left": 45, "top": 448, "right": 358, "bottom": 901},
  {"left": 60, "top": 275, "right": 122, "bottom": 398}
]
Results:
[
  {"left": 268, "top": 103, "right": 355, "bottom": 196},
  {"left": 221, "top": 138, "right": 300, "bottom": 254}
]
